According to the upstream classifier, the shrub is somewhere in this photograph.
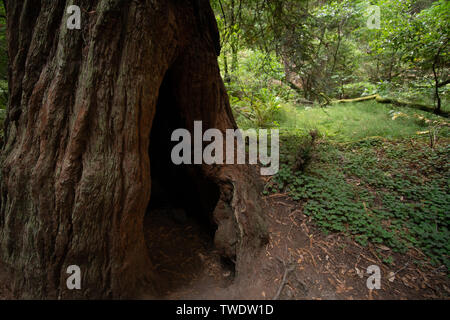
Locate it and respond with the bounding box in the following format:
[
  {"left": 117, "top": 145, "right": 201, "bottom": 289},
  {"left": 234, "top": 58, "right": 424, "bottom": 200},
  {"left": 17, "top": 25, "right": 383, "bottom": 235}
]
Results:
[{"left": 231, "top": 88, "right": 282, "bottom": 128}]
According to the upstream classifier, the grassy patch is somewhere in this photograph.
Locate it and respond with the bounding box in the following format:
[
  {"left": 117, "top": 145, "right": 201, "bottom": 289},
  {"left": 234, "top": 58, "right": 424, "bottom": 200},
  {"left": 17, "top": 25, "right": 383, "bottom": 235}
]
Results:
[{"left": 275, "top": 101, "right": 449, "bottom": 142}]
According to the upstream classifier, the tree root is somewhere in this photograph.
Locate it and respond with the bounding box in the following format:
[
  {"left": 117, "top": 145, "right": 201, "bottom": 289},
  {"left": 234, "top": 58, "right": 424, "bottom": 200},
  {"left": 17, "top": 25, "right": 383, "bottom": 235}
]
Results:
[{"left": 273, "top": 257, "right": 296, "bottom": 300}]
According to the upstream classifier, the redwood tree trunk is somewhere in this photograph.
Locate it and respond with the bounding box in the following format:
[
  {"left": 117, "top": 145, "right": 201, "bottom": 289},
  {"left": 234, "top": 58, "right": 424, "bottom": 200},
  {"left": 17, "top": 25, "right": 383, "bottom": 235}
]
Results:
[{"left": 0, "top": 0, "right": 267, "bottom": 299}]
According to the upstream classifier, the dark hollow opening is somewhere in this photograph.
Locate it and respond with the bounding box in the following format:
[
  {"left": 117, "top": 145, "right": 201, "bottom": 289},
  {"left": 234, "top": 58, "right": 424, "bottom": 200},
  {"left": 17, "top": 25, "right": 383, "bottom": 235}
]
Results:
[{"left": 144, "top": 67, "right": 233, "bottom": 296}]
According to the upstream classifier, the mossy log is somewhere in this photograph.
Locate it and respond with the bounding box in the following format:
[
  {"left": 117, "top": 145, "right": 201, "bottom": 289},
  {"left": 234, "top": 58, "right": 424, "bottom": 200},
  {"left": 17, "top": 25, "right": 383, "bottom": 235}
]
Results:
[{"left": 322, "top": 94, "right": 448, "bottom": 118}]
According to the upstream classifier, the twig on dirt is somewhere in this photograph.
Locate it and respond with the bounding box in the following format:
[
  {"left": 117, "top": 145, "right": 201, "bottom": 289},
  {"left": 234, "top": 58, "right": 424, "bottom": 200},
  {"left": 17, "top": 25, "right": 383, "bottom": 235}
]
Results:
[
  {"left": 302, "top": 248, "right": 317, "bottom": 268},
  {"left": 268, "top": 193, "right": 285, "bottom": 198},
  {"left": 360, "top": 252, "right": 378, "bottom": 265},
  {"left": 273, "top": 257, "right": 296, "bottom": 300},
  {"left": 286, "top": 216, "right": 297, "bottom": 242},
  {"left": 354, "top": 252, "right": 362, "bottom": 269},
  {"left": 390, "top": 261, "right": 410, "bottom": 279},
  {"left": 432, "top": 265, "right": 446, "bottom": 274},
  {"left": 368, "top": 246, "right": 383, "bottom": 265},
  {"left": 317, "top": 244, "right": 333, "bottom": 262},
  {"left": 289, "top": 215, "right": 300, "bottom": 228}
]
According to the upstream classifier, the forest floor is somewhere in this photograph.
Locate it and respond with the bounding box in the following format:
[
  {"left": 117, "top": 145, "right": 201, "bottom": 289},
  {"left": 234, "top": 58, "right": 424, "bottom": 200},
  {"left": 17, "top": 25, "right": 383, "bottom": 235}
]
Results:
[
  {"left": 136, "top": 190, "right": 450, "bottom": 300},
  {"left": 138, "top": 182, "right": 449, "bottom": 300},
  {"left": 256, "top": 193, "right": 449, "bottom": 300}
]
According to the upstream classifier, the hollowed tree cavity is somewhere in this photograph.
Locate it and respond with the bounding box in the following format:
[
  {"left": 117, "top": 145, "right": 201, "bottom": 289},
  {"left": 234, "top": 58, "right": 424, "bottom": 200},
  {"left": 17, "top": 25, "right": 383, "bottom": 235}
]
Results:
[
  {"left": 144, "top": 68, "right": 232, "bottom": 295},
  {"left": 149, "top": 67, "right": 220, "bottom": 230}
]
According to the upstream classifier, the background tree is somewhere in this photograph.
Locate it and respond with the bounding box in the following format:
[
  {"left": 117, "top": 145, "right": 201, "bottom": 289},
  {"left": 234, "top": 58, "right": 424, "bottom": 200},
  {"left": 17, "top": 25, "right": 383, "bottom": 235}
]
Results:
[
  {"left": 401, "top": 0, "right": 449, "bottom": 112},
  {"left": 0, "top": 3, "right": 6, "bottom": 139}
]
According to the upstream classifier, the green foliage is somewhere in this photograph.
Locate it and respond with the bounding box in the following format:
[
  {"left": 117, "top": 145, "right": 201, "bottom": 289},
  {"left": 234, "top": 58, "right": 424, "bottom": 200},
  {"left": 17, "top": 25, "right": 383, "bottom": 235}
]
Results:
[
  {"left": 279, "top": 0, "right": 368, "bottom": 100},
  {"left": 363, "top": 0, "right": 449, "bottom": 110},
  {"left": 230, "top": 88, "right": 282, "bottom": 128},
  {"left": 402, "top": 0, "right": 449, "bottom": 73},
  {"left": 221, "top": 49, "right": 296, "bottom": 128},
  {"left": 263, "top": 98, "right": 450, "bottom": 270},
  {"left": 377, "top": 80, "right": 450, "bottom": 112},
  {"left": 342, "top": 82, "right": 378, "bottom": 98},
  {"left": 0, "top": 106, "right": 5, "bottom": 123},
  {"left": 0, "top": 79, "right": 7, "bottom": 109},
  {"left": 212, "top": 0, "right": 449, "bottom": 109},
  {"left": 266, "top": 131, "right": 450, "bottom": 269},
  {"left": 293, "top": 130, "right": 319, "bottom": 172}
]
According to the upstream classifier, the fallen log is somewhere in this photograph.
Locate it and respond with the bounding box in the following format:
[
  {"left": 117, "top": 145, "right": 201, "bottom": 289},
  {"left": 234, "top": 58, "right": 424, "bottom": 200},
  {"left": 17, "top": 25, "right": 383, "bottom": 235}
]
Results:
[{"left": 322, "top": 94, "right": 449, "bottom": 118}]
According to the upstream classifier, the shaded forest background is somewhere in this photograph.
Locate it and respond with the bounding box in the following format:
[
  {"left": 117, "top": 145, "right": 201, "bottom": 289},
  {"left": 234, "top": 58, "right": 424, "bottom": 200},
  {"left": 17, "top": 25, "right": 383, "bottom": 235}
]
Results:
[{"left": 211, "top": 0, "right": 449, "bottom": 128}]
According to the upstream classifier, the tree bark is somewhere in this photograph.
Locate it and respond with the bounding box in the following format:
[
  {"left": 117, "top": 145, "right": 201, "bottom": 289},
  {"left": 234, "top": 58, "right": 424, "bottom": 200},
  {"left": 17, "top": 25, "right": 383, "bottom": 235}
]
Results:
[{"left": 0, "top": 0, "right": 268, "bottom": 299}]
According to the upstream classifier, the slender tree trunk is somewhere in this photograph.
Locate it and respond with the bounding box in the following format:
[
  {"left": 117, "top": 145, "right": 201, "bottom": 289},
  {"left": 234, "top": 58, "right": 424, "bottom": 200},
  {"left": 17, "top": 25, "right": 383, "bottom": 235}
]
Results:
[
  {"left": 432, "top": 60, "right": 441, "bottom": 113},
  {"left": 387, "top": 49, "right": 398, "bottom": 82},
  {"left": 330, "top": 24, "right": 342, "bottom": 75},
  {"left": 0, "top": 0, "right": 267, "bottom": 299},
  {"left": 229, "top": 0, "right": 239, "bottom": 74},
  {"left": 223, "top": 52, "right": 230, "bottom": 83}
]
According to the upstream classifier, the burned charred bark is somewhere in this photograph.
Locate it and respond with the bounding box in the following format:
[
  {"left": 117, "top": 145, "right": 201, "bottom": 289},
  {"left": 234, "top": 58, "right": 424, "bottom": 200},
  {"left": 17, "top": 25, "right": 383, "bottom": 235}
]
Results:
[{"left": 0, "top": 0, "right": 267, "bottom": 299}]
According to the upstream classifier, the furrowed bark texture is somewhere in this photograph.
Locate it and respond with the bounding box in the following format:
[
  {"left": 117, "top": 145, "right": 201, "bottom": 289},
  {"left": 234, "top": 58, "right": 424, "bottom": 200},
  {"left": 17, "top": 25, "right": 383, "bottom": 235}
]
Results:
[{"left": 0, "top": 0, "right": 267, "bottom": 299}]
